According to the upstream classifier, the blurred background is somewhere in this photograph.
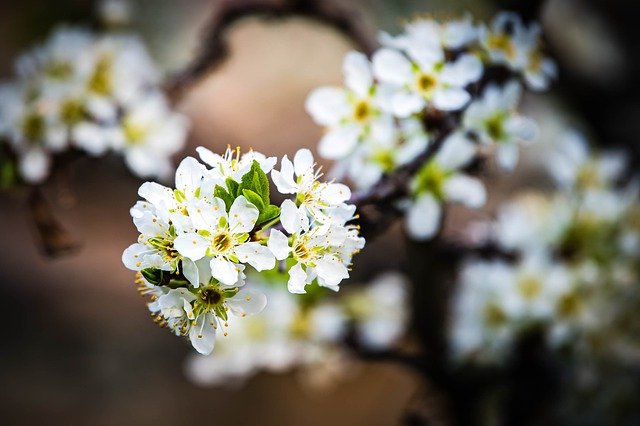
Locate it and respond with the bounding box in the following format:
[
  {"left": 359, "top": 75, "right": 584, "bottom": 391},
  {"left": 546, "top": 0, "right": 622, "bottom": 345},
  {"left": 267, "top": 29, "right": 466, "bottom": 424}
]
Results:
[{"left": 0, "top": 0, "right": 638, "bottom": 425}]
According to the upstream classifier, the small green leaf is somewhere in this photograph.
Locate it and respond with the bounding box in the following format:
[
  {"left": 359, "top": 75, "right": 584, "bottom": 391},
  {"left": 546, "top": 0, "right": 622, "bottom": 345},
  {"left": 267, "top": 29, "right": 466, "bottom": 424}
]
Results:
[
  {"left": 240, "top": 160, "right": 270, "bottom": 204},
  {"left": 214, "top": 185, "right": 234, "bottom": 210},
  {"left": 225, "top": 178, "right": 240, "bottom": 198},
  {"left": 257, "top": 204, "right": 281, "bottom": 227},
  {"left": 242, "top": 189, "right": 265, "bottom": 212}
]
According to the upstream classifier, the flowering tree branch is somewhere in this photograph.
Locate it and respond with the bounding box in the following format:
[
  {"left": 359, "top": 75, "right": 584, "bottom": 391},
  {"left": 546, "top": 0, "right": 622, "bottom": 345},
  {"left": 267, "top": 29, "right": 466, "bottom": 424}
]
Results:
[{"left": 352, "top": 114, "right": 459, "bottom": 240}]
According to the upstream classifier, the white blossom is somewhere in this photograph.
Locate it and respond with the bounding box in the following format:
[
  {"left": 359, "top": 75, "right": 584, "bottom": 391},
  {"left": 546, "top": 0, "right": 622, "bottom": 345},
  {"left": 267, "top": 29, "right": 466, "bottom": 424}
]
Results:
[
  {"left": 373, "top": 28, "right": 482, "bottom": 116},
  {"left": 271, "top": 149, "right": 351, "bottom": 223},
  {"left": 462, "top": 80, "right": 537, "bottom": 170},
  {"left": 405, "top": 132, "right": 486, "bottom": 240},
  {"left": 479, "top": 12, "right": 557, "bottom": 91},
  {"left": 306, "top": 51, "right": 393, "bottom": 160}
]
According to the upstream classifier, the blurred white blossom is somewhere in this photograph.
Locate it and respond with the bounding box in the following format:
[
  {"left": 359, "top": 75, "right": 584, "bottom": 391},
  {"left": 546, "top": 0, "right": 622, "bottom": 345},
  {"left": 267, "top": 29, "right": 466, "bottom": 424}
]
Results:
[{"left": 0, "top": 26, "right": 187, "bottom": 183}]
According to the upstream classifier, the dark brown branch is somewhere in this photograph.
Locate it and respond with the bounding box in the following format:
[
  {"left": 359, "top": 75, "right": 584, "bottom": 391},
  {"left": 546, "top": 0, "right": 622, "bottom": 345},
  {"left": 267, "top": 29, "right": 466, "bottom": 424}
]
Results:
[
  {"left": 28, "top": 186, "right": 81, "bottom": 257},
  {"left": 168, "top": 0, "right": 377, "bottom": 98},
  {"left": 352, "top": 114, "right": 459, "bottom": 241}
]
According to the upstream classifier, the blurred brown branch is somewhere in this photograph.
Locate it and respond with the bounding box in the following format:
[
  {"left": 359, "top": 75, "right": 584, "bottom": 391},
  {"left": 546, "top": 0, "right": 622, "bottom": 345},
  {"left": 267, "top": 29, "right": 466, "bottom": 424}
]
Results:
[
  {"left": 28, "top": 186, "right": 81, "bottom": 257},
  {"left": 168, "top": 0, "right": 377, "bottom": 98}
]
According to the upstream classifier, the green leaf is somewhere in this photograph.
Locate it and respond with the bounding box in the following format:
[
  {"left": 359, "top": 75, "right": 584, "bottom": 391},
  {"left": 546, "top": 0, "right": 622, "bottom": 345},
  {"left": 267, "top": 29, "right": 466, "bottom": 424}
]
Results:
[
  {"left": 225, "top": 178, "right": 240, "bottom": 198},
  {"left": 242, "top": 189, "right": 265, "bottom": 212},
  {"left": 257, "top": 204, "right": 281, "bottom": 227},
  {"left": 214, "top": 185, "right": 234, "bottom": 211},
  {"left": 240, "top": 160, "right": 270, "bottom": 204}
]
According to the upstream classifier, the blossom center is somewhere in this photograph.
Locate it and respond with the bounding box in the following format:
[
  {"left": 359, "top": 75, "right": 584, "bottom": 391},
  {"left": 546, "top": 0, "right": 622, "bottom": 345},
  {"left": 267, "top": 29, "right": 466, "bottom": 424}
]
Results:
[
  {"left": 371, "top": 149, "right": 395, "bottom": 172},
  {"left": 485, "top": 113, "right": 506, "bottom": 141},
  {"left": 557, "top": 293, "right": 580, "bottom": 318},
  {"left": 415, "top": 73, "right": 437, "bottom": 96},
  {"left": 413, "top": 161, "right": 449, "bottom": 199},
  {"left": 88, "top": 55, "right": 113, "bottom": 95},
  {"left": 21, "top": 112, "right": 45, "bottom": 141},
  {"left": 488, "top": 34, "right": 516, "bottom": 59},
  {"left": 45, "top": 60, "right": 73, "bottom": 80},
  {"left": 123, "top": 117, "right": 149, "bottom": 145},
  {"left": 199, "top": 287, "right": 223, "bottom": 307},
  {"left": 60, "top": 98, "right": 84, "bottom": 126},
  {"left": 517, "top": 275, "right": 542, "bottom": 299},
  {"left": 353, "top": 100, "right": 371, "bottom": 122},
  {"left": 211, "top": 231, "right": 233, "bottom": 254},
  {"left": 293, "top": 240, "right": 313, "bottom": 262},
  {"left": 483, "top": 302, "right": 507, "bottom": 326}
]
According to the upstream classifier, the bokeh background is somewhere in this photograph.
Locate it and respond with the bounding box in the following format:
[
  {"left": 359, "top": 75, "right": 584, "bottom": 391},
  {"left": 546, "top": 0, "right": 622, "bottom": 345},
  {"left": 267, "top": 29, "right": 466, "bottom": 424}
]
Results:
[{"left": 0, "top": 0, "right": 638, "bottom": 425}]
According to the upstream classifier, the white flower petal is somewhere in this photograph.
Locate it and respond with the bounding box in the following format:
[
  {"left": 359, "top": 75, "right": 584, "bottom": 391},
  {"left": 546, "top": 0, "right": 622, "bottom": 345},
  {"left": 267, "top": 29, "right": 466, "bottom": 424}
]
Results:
[
  {"left": 440, "top": 54, "right": 483, "bottom": 86},
  {"left": 321, "top": 183, "right": 351, "bottom": 205},
  {"left": 392, "top": 90, "right": 426, "bottom": 117},
  {"left": 436, "top": 132, "right": 477, "bottom": 170},
  {"left": 174, "top": 233, "right": 209, "bottom": 261},
  {"left": 344, "top": 51, "right": 373, "bottom": 96},
  {"left": 406, "top": 193, "right": 441, "bottom": 240},
  {"left": 122, "top": 243, "right": 148, "bottom": 270},
  {"left": 189, "top": 312, "right": 217, "bottom": 355},
  {"left": 271, "top": 155, "right": 297, "bottom": 194},
  {"left": 235, "top": 242, "right": 275, "bottom": 271},
  {"left": 187, "top": 197, "right": 226, "bottom": 231},
  {"left": 288, "top": 263, "right": 308, "bottom": 294},
  {"left": 210, "top": 256, "right": 240, "bottom": 285},
  {"left": 305, "top": 87, "right": 349, "bottom": 126},
  {"left": 432, "top": 87, "right": 471, "bottom": 111},
  {"left": 268, "top": 229, "right": 292, "bottom": 260},
  {"left": 279, "top": 199, "right": 308, "bottom": 234},
  {"left": 496, "top": 143, "right": 520, "bottom": 171},
  {"left": 505, "top": 116, "right": 538, "bottom": 142},
  {"left": 175, "top": 156, "right": 205, "bottom": 196},
  {"left": 227, "top": 288, "right": 267, "bottom": 316},
  {"left": 19, "top": 148, "right": 49, "bottom": 184},
  {"left": 444, "top": 175, "right": 486, "bottom": 208},
  {"left": 314, "top": 255, "right": 349, "bottom": 287},
  {"left": 318, "top": 125, "right": 360, "bottom": 160},
  {"left": 228, "top": 196, "right": 259, "bottom": 233},
  {"left": 293, "top": 149, "right": 314, "bottom": 177},
  {"left": 372, "top": 48, "right": 413, "bottom": 85},
  {"left": 182, "top": 258, "right": 199, "bottom": 287}
]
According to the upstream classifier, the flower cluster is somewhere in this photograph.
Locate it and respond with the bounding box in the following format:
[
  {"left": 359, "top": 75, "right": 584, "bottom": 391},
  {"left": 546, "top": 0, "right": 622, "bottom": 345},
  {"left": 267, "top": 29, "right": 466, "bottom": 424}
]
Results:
[
  {"left": 185, "top": 272, "right": 409, "bottom": 387},
  {"left": 123, "top": 147, "right": 364, "bottom": 354},
  {"left": 0, "top": 26, "right": 187, "bottom": 184},
  {"left": 306, "top": 12, "right": 550, "bottom": 241},
  {"left": 449, "top": 130, "right": 640, "bottom": 365}
]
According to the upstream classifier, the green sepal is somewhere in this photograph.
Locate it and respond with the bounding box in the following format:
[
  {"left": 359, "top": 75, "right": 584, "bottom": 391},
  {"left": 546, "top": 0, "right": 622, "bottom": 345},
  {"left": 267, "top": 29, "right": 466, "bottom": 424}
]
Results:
[
  {"left": 141, "top": 268, "right": 163, "bottom": 285},
  {"left": 214, "top": 305, "right": 229, "bottom": 322},
  {"left": 173, "top": 189, "right": 186, "bottom": 203}
]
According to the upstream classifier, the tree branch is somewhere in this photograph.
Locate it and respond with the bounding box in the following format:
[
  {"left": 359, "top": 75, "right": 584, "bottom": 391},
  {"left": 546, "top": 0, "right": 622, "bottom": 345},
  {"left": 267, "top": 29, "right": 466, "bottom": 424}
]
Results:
[{"left": 168, "top": 0, "right": 377, "bottom": 97}]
